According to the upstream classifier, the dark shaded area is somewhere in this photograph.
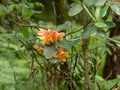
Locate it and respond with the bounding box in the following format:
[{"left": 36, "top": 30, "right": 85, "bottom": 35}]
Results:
[{"left": 103, "top": 15, "right": 120, "bottom": 79}]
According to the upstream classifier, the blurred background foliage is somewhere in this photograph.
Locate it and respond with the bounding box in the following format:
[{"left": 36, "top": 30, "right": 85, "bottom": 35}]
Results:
[{"left": 0, "top": 0, "right": 120, "bottom": 90}]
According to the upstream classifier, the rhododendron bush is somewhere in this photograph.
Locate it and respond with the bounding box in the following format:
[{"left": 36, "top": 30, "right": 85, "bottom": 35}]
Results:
[{"left": 0, "top": 0, "right": 120, "bottom": 90}]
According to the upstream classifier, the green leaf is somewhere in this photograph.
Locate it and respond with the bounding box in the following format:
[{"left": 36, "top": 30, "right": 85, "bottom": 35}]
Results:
[
  {"left": 97, "top": 28, "right": 106, "bottom": 38},
  {"left": 106, "top": 47, "right": 112, "bottom": 55},
  {"left": 69, "top": 38, "right": 80, "bottom": 47},
  {"left": 95, "top": 0, "right": 106, "bottom": 6},
  {"left": 21, "top": 27, "right": 29, "bottom": 39},
  {"left": 100, "top": 2, "right": 110, "bottom": 17},
  {"left": 84, "top": 0, "right": 98, "bottom": 6},
  {"left": 44, "top": 45, "right": 55, "bottom": 59},
  {"left": 95, "top": 75, "right": 104, "bottom": 81},
  {"left": 56, "top": 21, "right": 71, "bottom": 31},
  {"left": 95, "top": 21, "right": 116, "bottom": 28},
  {"left": 98, "top": 79, "right": 117, "bottom": 90},
  {"left": 104, "top": 21, "right": 116, "bottom": 28},
  {"left": 49, "top": 58, "right": 58, "bottom": 64},
  {"left": 22, "top": 6, "right": 33, "bottom": 19},
  {"left": 13, "top": 36, "right": 25, "bottom": 41},
  {"left": 112, "top": 35, "right": 120, "bottom": 41},
  {"left": 83, "top": 3, "right": 96, "bottom": 21},
  {"left": 117, "top": 76, "right": 120, "bottom": 87},
  {"left": 68, "top": 3, "right": 83, "bottom": 16},
  {"left": 95, "top": 6, "right": 101, "bottom": 20},
  {"left": 110, "top": 5, "right": 120, "bottom": 15},
  {"left": 22, "top": 0, "right": 28, "bottom": 3},
  {"left": 0, "top": 5, "right": 6, "bottom": 18},
  {"left": 112, "top": 2, "right": 120, "bottom": 8},
  {"left": 0, "top": 26, "right": 5, "bottom": 33},
  {"left": 35, "top": 2, "right": 44, "bottom": 8},
  {"left": 95, "top": 22, "right": 107, "bottom": 28},
  {"left": 81, "top": 23, "right": 94, "bottom": 39},
  {"left": 58, "top": 39, "right": 70, "bottom": 49},
  {"left": 9, "top": 4, "right": 18, "bottom": 12}
]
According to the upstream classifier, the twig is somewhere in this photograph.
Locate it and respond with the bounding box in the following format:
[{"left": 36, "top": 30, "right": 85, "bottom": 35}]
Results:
[
  {"left": 106, "top": 37, "right": 120, "bottom": 44},
  {"left": 9, "top": 19, "right": 40, "bottom": 30}
]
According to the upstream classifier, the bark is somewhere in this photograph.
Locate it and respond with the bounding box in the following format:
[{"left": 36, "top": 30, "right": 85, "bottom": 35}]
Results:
[{"left": 103, "top": 15, "right": 120, "bottom": 79}]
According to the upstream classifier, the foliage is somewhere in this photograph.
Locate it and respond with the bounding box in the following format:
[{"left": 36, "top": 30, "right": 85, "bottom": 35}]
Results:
[{"left": 0, "top": 0, "right": 120, "bottom": 90}]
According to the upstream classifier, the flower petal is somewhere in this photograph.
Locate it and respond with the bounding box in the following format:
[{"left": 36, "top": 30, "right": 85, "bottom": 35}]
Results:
[
  {"left": 57, "top": 32, "right": 65, "bottom": 41},
  {"left": 33, "top": 44, "right": 44, "bottom": 54},
  {"left": 58, "top": 49, "right": 70, "bottom": 62},
  {"left": 37, "top": 28, "right": 49, "bottom": 39},
  {"left": 37, "top": 29, "right": 65, "bottom": 45}
]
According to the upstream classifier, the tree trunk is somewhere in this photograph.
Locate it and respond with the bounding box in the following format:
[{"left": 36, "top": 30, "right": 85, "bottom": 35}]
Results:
[{"left": 103, "top": 15, "right": 120, "bottom": 79}]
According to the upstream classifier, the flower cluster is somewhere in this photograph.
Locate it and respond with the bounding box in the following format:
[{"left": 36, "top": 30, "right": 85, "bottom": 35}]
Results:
[
  {"left": 37, "top": 28, "right": 65, "bottom": 45},
  {"left": 33, "top": 28, "right": 70, "bottom": 63}
]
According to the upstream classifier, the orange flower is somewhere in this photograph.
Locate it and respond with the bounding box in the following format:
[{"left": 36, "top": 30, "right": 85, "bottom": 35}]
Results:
[
  {"left": 44, "top": 30, "right": 58, "bottom": 45},
  {"left": 57, "top": 32, "right": 65, "bottom": 41},
  {"left": 52, "top": 52, "right": 57, "bottom": 58},
  {"left": 37, "top": 28, "right": 65, "bottom": 45},
  {"left": 58, "top": 49, "right": 70, "bottom": 62},
  {"left": 33, "top": 44, "right": 44, "bottom": 54},
  {"left": 37, "top": 28, "right": 49, "bottom": 40}
]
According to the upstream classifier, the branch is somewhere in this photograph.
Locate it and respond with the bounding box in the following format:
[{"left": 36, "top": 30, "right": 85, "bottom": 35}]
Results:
[{"left": 106, "top": 37, "right": 120, "bottom": 44}]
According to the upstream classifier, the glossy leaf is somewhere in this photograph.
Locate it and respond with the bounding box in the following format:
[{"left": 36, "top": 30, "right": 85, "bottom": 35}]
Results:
[
  {"left": 56, "top": 21, "right": 71, "bottom": 31},
  {"left": 95, "top": 6, "right": 100, "bottom": 20},
  {"left": 100, "top": 3, "right": 110, "bottom": 17},
  {"left": 68, "top": 3, "right": 83, "bottom": 16},
  {"left": 49, "top": 58, "right": 58, "bottom": 64},
  {"left": 111, "top": 2, "right": 120, "bottom": 8},
  {"left": 97, "top": 28, "right": 106, "bottom": 38},
  {"left": 95, "top": 0, "right": 106, "bottom": 6},
  {"left": 81, "top": 23, "right": 94, "bottom": 39},
  {"left": 58, "top": 39, "right": 70, "bottom": 49},
  {"left": 84, "top": 0, "right": 98, "bottom": 6},
  {"left": 95, "top": 22, "right": 107, "bottom": 28},
  {"left": 110, "top": 5, "right": 120, "bottom": 15},
  {"left": 69, "top": 38, "right": 80, "bottom": 47},
  {"left": 83, "top": 3, "right": 96, "bottom": 21},
  {"left": 44, "top": 45, "right": 55, "bottom": 59},
  {"left": 104, "top": 21, "right": 116, "bottom": 28}
]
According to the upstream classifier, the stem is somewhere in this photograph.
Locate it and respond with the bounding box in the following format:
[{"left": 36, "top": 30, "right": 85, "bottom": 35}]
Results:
[
  {"left": 82, "top": 2, "right": 96, "bottom": 22},
  {"left": 106, "top": 37, "right": 120, "bottom": 44},
  {"left": 83, "top": 39, "right": 89, "bottom": 90},
  {"left": 82, "top": 10, "right": 89, "bottom": 90}
]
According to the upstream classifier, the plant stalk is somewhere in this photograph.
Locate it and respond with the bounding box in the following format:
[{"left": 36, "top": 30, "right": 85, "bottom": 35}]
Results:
[{"left": 82, "top": 9, "right": 89, "bottom": 90}]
